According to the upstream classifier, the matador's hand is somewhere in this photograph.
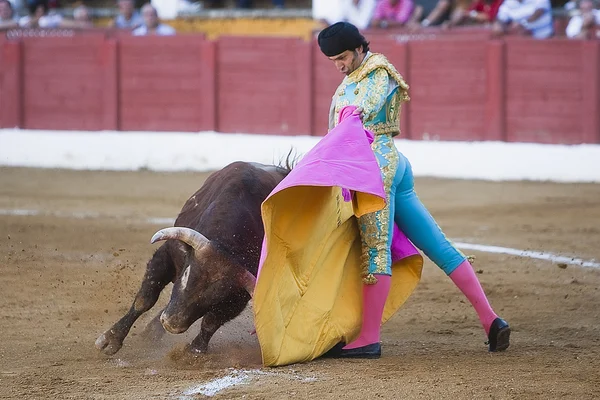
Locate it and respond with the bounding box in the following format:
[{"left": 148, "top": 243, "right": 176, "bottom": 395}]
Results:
[{"left": 352, "top": 106, "right": 365, "bottom": 121}]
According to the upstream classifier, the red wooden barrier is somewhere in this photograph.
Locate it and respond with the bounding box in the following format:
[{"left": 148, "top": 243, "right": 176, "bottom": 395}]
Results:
[
  {"left": 409, "top": 38, "right": 489, "bottom": 141},
  {"left": 505, "top": 38, "right": 587, "bottom": 144},
  {"left": 0, "top": 40, "right": 23, "bottom": 129},
  {"left": 118, "top": 35, "right": 205, "bottom": 132},
  {"left": 20, "top": 36, "right": 107, "bottom": 130},
  {"left": 0, "top": 33, "right": 598, "bottom": 144},
  {"left": 217, "top": 36, "right": 311, "bottom": 135}
]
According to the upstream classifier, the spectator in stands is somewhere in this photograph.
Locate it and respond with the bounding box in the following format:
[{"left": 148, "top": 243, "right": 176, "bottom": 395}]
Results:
[
  {"left": 371, "top": 0, "right": 415, "bottom": 28},
  {"left": 7, "top": 0, "right": 22, "bottom": 13},
  {"left": 405, "top": 0, "right": 443, "bottom": 28},
  {"left": 19, "top": 0, "right": 62, "bottom": 28},
  {"left": 344, "top": 0, "right": 378, "bottom": 30},
  {"left": 0, "top": 0, "right": 19, "bottom": 29},
  {"left": 73, "top": 4, "right": 93, "bottom": 27},
  {"left": 111, "top": 0, "right": 143, "bottom": 30},
  {"left": 60, "top": 4, "right": 93, "bottom": 28},
  {"left": 445, "top": 0, "right": 503, "bottom": 27},
  {"left": 132, "top": 3, "right": 175, "bottom": 35},
  {"left": 236, "top": 0, "right": 285, "bottom": 8},
  {"left": 565, "top": 0, "right": 600, "bottom": 38},
  {"left": 493, "top": 0, "right": 554, "bottom": 38},
  {"left": 313, "top": 0, "right": 377, "bottom": 30},
  {"left": 417, "top": 0, "right": 454, "bottom": 27}
]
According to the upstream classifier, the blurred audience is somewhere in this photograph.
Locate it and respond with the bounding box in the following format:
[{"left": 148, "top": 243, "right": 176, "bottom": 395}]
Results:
[
  {"left": 565, "top": 0, "right": 599, "bottom": 38},
  {"left": 0, "top": 0, "right": 19, "bottom": 29},
  {"left": 419, "top": 0, "right": 454, "bottom": 27},
  {"left": 132, "top": 3, "right": 175, "bottom": 35},
  {"left": 404, "top": 0, "right": 442, "bottom": 28},
  {"left": 493, "top": 0, "right": 554, "bottom": 38},
  {"left": 446, "top": 0, "right": 503, "bottom": 27},
  {"left": 371, "top": 0, "right": 414, "bottom": 28},
  {"left": 236, "top": 0, "right": 285, "bottom": 8},
  {"left": 60, "top": 4, "right": 93, "bottom": 28},
  {"left": 19, "top": 0, "right": 62, "bottom": 28},
  {"left": 111, "top": 0, "right": 143, "bottom": 29}
]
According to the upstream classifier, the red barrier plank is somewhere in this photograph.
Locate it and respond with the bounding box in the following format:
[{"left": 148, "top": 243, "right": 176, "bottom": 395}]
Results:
[
  {"left": 485, "top": 40, "right": 506, "bottom": 141},
  {"left": 119, "top": 35, "right": 204, "bottom": 132},
  {"left": 581, "top": 41, "right": 600, "bottom": 144},
  {"left": 101, "top": 39, "right": 118, "bottom": 131},
  {"left": 0, "top": 41, "right": 23, "bottom": 128},
  {"left": 217, "top": 36, "right": 309, "bottom": 136},
  {"left": 21, "top": 36, "right": 106, "bottom": 130},
  {"left": 409, "top": 39, "right": 488, "bottom": 141},
  {"left": 505, "top": 39, "right": 583, "bottom": 144}
]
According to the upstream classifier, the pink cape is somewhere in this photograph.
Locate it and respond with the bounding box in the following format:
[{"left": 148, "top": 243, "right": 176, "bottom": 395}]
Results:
[{"left": 258, "top": 106, "right": 419, "bottom": 276}]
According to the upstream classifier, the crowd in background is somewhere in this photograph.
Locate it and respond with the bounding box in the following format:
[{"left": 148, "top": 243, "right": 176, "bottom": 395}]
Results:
[
  {"left": 315, "top": 0, "right": 599, "bottom": 39},
  {"left": 0, "top": 0, "right": 176, "bottom": 35},
  {"left": 0, "top": 0, "right": 599, "bottom": 39}
]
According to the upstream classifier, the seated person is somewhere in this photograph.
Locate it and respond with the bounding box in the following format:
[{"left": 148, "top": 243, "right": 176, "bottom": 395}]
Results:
[
  {"left": 404, "top": 0, "right": 444, "bottom": 28},
  {"left": 111, "top": 0, "right": 143, "bottom": 30},
  {"left": 132, "top": 3, "right": 175, "bottom": 36},
  {"left": 371, "top": 0, "right": 415, "bottom": 28},
  {"left": 446, "top": 0, "right": 503, "bottom": 27},
  {"left": 493, "top": 0, "right": 554, "bottom": 38},
  {"left": 345, "top": 0, "right": 378, "bottom": 30},
  {"left": 419, "top": 0, "right": 455, "bottom": 27},
  {"left": 313, "top": 0, "right": 377, "bottom": 30},
  {"left": 0, "top": 0, "right": 18, "bottom": 29},
  {"left": 565, "top": 0, "right": 600, "bottom": 38},
  {"left": 60, "top": 5, "right": 94, "bottom": 29}
]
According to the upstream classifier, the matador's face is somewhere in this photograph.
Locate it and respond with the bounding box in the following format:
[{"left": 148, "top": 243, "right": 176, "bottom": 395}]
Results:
[{"left": 328, "top": 47, "right": 364, "bottom": 76}]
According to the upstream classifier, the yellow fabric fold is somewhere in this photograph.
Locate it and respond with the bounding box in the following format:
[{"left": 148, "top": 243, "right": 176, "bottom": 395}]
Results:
[{"left": 254, "top": 185, "right": 423, "bottom": 367}]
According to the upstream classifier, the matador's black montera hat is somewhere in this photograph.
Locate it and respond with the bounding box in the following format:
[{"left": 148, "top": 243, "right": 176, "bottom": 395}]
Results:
[{"left": 317, "top": 22, "right": 366, "bottom": 57}]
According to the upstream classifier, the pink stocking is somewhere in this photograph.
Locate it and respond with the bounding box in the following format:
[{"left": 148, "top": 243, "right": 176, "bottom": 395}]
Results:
[
  {"left": 449, "top": 260, "right": 498, "bottom": 334},
  {"left": 343, "top": 274, "right": 391, "bottom": 350}
]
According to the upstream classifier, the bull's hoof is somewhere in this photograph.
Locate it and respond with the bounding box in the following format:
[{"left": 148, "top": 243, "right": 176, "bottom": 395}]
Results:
[
  {"left": 95, "top": 330, "right": 124, "bottom": 356},
  {"left": 185, "top": 343, "right": 208, "bottom": 356}
]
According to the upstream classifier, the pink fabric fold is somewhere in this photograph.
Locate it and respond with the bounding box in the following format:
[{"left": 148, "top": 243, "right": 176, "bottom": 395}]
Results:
[{"left": 258, "top": 105, "right": 419, "bottom": 278}]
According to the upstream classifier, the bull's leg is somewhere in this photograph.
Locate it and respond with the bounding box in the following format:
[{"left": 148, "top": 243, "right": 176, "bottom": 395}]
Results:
[
  {"left": 95, "top": 246, "right": 174, "bottom": 355},
  {"left": 188, "top": 292, "right": 250, "bottom": 354}
]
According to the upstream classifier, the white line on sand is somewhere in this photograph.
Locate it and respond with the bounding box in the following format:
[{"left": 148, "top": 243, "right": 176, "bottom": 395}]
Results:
[
  {"left": 178, "top": 369, "right": 317, "bottom": 398},
  {"left": 454, "top": 242, "right": 600, "bottom": 268},
  {"left": 179, "top": 370, "right": 250, "bottom": 399},
  {"left": 2, "top": 208, "right": 598, "bottom": 269}
]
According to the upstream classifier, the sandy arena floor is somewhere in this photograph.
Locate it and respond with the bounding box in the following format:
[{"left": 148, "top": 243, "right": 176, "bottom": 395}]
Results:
[{"left": 1, "top": 167, "right": 599, "bottom": 400}]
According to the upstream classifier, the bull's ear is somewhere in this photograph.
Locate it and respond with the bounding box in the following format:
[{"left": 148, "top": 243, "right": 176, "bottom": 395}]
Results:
[{"left": 238, "top": 270, "right": 256, "bottom": 298}]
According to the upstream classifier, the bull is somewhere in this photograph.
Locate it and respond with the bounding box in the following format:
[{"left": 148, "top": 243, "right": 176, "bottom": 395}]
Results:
[{"left": 95, "top": 161, "right": 290, "bottom": 355}]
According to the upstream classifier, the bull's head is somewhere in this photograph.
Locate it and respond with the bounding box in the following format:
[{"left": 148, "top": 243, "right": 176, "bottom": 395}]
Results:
[{"left": 150, "top": 227, "right": 256, "bottom": 334}]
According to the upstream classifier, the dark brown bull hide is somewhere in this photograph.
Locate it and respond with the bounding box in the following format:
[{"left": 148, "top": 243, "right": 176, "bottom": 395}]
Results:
[{"left": 95, "top": 161, "right": 290, "bottom": 355}]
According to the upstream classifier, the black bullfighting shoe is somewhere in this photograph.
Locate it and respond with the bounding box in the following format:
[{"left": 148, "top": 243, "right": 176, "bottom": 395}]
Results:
[
  {"left": 320, "top": 341, "right": 346, "bottom": 358},
  {"left": 336, "top": 342, "right": 382, "bottom": 359},
  {"left": 487, "top": 317, "right": 511, "bottom": 352}
]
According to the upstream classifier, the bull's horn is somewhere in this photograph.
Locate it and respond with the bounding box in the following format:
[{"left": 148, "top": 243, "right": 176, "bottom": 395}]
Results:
[
  {"left": 151, "top": 227, "right": 210, "bottom": 253},
  {"left": 239, "top": 270, "right": 257, "bottom": 298}
]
